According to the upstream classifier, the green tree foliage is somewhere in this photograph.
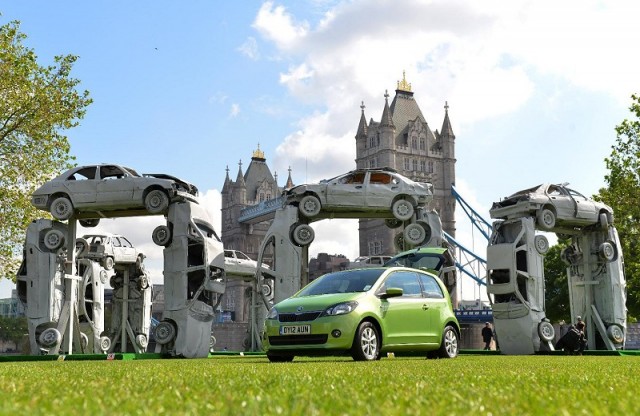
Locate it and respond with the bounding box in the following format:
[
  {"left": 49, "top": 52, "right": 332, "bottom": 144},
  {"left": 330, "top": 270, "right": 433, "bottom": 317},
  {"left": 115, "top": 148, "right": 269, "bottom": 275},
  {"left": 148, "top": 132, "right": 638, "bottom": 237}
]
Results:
[
  {"left": 596, "top": 94, "right": 640, "bottom": 320},
  {"left": 0, "top": 20, "right": 91, "bottom": 279},
  {"left": 543, "top": 240, "right": 571, "bottom": 322},
  {"left": 0, "top": 315, "right": 27, "bottom": 345}
]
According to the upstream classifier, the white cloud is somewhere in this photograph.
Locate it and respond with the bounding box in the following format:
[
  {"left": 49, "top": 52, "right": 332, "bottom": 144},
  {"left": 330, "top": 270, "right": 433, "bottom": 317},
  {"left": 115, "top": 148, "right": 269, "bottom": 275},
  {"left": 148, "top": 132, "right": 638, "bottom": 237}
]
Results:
[
  {"left": 229, "top": 103, "right": 240, "bottom": 118},
  {"left": 238, "top": 36, "right": 260, "bottom": 60},
  {"left": 253, "top": 1, "right": 309, "bottom": 50}
]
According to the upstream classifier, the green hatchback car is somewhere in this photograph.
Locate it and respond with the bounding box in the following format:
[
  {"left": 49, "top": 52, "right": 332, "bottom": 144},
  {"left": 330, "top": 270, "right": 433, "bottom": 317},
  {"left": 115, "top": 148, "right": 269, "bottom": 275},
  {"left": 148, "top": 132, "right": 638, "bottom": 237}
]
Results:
[{"left": 262, "top": 267, "right": 460, "bottom": 362}]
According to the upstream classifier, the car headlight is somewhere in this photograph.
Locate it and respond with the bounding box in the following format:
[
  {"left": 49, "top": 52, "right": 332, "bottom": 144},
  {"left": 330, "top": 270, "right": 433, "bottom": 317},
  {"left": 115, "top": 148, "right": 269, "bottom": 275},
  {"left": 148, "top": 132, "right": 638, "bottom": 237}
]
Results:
[
  {"left": 322, "top": 301, "right": 358, "bottom": 316},
  {"left": 266, "top": 307, "right": 278, "bottom": 320}
]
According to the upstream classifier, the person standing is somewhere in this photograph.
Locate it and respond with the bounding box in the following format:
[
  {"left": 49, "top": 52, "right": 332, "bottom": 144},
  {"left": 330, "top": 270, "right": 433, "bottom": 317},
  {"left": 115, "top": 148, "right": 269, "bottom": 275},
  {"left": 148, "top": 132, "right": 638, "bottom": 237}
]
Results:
[{"left": 482, "top": 322, "right": 493, "bottom": 350}]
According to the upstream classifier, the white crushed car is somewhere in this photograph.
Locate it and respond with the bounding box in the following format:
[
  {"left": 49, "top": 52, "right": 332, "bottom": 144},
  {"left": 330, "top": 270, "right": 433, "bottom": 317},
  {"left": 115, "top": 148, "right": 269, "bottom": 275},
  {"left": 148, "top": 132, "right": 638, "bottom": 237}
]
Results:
[
  {"left": 489, "top": 183, "right": 613, "bottom": 231},
  {"left": 31, "top": 164, "right": 198, "bottom": 222},
  {"left": 76, "top": 233, "right": 144, "bottom": 270},
  {"left": 224, "top": 249, "right": 268, "bottom": 277},
  {"left": 284, "top": 168, "right": 432, "bottom": 220}
]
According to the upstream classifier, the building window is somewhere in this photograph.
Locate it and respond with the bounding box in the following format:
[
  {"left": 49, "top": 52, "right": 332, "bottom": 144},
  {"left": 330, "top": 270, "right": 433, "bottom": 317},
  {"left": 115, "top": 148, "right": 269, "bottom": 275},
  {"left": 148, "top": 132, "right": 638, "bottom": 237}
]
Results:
[
  {"left": 411, "top": 137, "right": 417, "bottom": 149},
  {"left": 420, "top": 137, "right": 426, "bottom": 150},
  {"left": 420, "top": 160, "right": 426, "bottom": 172},
  {"left": 368, "top": 240, "right": 382, "bottom": 255},
  {"left": 404, "top": 158, "right": 410, "bottom": 170},
  {"left": 369, "top": 136, "right": 376, "bottom": 148},
  {"left": 428, "top": 161, "right": 434, "bottom": 173},
  {"left": 259, "top": 193, "right": 265, "bottom": 202},
  {"left": 412, "top": 159, "right": 418, "bottom": 171}
]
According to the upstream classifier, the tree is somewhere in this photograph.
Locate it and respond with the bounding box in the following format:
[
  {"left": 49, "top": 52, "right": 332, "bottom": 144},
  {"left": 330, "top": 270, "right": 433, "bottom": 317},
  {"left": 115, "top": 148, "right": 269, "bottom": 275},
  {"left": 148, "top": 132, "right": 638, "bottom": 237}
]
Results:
[
  {"left": 543, "top": 241, "right": 571, "bottom": 322},
  {"left": 0, "top": 315, "right": 27, "bottom": 346},
  {"left": 0, "top": 20, "right": 92, "bottom": 279},
  {"left": 596, "top": 94, "right": 640, "bottom": 320}
]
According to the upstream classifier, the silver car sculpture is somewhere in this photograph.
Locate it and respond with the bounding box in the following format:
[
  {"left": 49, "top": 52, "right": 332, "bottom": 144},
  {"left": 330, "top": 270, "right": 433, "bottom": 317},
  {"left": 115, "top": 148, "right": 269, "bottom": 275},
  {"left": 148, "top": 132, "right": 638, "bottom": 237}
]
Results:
[
  {"left": 31, "top": 164, "right": 198, "bottom": 224},
  {"left": 284, "top": 167, "right": 432, "bottom": 220},
  {"left": 76, "top": 233, "right": 144, "bottom": 270},
  {"left": 489, "top": 183, "right": 613, "bottom": 231}
]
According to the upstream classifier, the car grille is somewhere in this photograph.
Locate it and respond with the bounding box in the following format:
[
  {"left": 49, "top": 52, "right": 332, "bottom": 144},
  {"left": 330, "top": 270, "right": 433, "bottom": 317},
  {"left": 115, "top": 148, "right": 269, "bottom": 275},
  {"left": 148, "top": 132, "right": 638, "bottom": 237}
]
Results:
[
  {"left": 279, "top": 312, "right": 322, "bottom": 322},
  {"left": 269, "top": 335, "right": 328, "bottom": 345}
]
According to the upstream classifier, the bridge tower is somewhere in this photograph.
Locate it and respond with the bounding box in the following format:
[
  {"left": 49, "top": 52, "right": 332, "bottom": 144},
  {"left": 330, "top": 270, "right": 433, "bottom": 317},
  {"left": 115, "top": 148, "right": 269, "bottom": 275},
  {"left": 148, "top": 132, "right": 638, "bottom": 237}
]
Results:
[{"left": 355, "top": 72, "right": 456, "bottom": 256}]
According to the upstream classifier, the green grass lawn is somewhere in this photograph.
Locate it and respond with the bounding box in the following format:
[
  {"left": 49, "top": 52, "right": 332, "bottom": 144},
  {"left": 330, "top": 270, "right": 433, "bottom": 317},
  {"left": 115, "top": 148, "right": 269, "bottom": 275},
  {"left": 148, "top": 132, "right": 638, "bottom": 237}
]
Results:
[{"left": 0, "top": 355, "right": 636, "bottom": 415}]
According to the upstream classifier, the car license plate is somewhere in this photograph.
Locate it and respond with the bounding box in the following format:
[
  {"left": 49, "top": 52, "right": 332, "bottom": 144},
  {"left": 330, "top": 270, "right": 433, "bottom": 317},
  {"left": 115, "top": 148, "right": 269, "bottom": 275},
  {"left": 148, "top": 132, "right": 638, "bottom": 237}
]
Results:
[{"left": 279, "top": 325, "right": 311, "bottom": 335}]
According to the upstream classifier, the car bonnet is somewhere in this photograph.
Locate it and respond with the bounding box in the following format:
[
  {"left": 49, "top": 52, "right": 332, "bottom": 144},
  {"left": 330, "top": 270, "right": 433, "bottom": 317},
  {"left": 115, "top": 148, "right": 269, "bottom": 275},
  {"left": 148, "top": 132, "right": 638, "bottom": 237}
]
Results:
[{"left": 275, "top": 292, "right": 366, "bottom": 313}]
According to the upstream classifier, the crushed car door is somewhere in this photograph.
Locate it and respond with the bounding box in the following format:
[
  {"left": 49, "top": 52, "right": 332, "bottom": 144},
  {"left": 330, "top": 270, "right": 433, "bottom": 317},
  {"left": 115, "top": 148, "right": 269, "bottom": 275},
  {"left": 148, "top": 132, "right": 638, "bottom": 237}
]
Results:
[
  {"left": 96, "top": 165, "right": 136, "bottom": 205},
  {"left": 365, "top": 172, "right": 396, "bottom": 209},
  {"left": 326, "top": 171, "right": 366, "bottom": 207}
]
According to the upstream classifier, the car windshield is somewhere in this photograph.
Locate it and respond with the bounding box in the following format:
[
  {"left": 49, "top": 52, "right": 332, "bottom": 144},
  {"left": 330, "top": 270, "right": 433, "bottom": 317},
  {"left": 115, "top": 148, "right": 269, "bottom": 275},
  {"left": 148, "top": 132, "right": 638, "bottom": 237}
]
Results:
[
  {"left": 296, "top": 269, "right": 385, "bottom": 296},
  {"left": 384, "top": 252, "right": 444, "bottom": 271}
]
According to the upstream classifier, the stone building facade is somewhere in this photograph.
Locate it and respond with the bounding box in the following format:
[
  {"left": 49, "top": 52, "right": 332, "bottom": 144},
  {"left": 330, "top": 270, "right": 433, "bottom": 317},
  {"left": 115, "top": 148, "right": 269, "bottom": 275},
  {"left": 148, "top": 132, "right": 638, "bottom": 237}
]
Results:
[
  {"left": 355, "top": 73, "right": 456, "bottom": 256},
  {"left": 220, "top": 146, "right": 293, "bottom": 322}
]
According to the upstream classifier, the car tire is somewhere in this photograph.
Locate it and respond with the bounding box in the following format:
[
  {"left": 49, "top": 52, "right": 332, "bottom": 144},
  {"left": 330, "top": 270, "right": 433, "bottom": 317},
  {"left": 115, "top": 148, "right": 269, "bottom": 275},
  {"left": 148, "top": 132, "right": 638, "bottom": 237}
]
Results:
[
  {"left": 384, "top": 218, "right": 403, "bottom": 229},
  {"left": 99, "top": 336, "right": 111, "bottom": 352},
  {"left": 152, "top": 225, "right": 172, "bottom": 246},
  {"left": 536, "top": 208, "right": 556, "bottom": 230},
  {"left": 38, "top": 328, "right": 61, "bottom": 348},
  {"left": 75, "top": 237, "right": 89, "bottom": 257},
  {"left": 291, "top": 223, "right": 315, "bottom": 246},
  {"left": 538, "top": 321, "right": 555, "bottom": 342},
  {"left": 351, "top": 321, "right": 380, "bottom": 361},
  {"left": 392, "top": 199, "right": 414, "bottom": 221},
  {"left": 155, "top": 321, "right": 176, "bottom": 345},
  {"left": 437, "top": 325, "right": 459, "bottom": 358},
  {"left": 267, "top": 354, "right": 294, "bottom": 362},
  {"left": 80, "top": 332, "right": 89, "bottom": 350},
  {"left": 43, "top": 229, "right": 65, "bottom": 251},
  {"left": 79, "top": 218, "right": 100, "bottom": 228},
  {"left": 404, "top": 223, "right": 427, "bottom": 245},
  {"left": 598, "top": 241, "right": 616, "bottom": 262},
  {"left": 298, "top": 195, "right": 321, "bottom": 217},
  {"left": 50, "top": 196, "right": 74, "bottom": 220},
  {"left": 138, "top": 275, "right": 149, "bottom": 290},
  {"left": 393, "top": 232, "right": 406, "bottom": 251},
  {"left": 144, "top": 189, "right": 170, "bottom": 214},
  {"left": 534, "top": 235, "right": 550, "bottom": 255},
  {"left": 103, "top": 256, "right": 115, "bottom": 270},
  {"left": 606, "top": 324, "right": 625, "bottom": 344}
]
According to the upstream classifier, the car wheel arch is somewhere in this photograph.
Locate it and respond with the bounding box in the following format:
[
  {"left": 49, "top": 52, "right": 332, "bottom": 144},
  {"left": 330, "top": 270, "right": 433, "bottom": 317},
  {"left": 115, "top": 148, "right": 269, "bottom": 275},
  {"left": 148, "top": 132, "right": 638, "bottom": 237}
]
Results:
[
  {"left": 48, "top": 192, "right": 72, "bottom": 208},
  {"left": 143, "top": 185, "right": 169, "bottom": 202},
  {"left": 357, "top": 317, "right": 384, "bottom": 346}
]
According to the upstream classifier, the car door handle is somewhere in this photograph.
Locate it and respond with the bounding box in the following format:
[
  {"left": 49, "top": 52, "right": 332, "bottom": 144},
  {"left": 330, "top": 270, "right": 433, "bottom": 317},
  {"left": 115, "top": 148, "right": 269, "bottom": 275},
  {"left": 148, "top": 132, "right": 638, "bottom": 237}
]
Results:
[{"left": 422, "top": 304, "right": 429, "bottom": 310}]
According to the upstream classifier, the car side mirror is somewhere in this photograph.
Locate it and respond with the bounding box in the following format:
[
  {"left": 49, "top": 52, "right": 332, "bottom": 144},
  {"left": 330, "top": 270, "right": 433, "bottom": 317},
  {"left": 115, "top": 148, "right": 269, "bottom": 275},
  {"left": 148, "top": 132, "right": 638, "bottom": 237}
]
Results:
[{"left": 380, "top": 287, "right": 403, "bottom": 299}]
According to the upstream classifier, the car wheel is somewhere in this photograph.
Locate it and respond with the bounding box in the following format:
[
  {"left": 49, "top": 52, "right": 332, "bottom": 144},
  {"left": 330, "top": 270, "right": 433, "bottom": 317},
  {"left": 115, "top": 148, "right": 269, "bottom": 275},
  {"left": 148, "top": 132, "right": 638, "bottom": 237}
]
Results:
[
  {"left": 393, "top": 232, "right": 406, "bottom": 251},
  {"left": 267, "top": 354, "right": 294, "bottom": 362},
  {"left": 75, "top": 237, "right": 89, "bottom": 257},
  {"left": 536, "top": 208, "right": 556, "bottom": 230},
  {"left": 99, "top": 336, "right": 111, "bottom": 352},
  {"left": 437, "top": 325, "right": 459, "bottom": 358},
  {"left": 385, "top": 218, "right": 403, "bottom": 229},
  {"left": 79, "top": 218, "right": 100, "bottom": 228},
  {"left": 152, "top": 225, "right": 172, "bottom": 246},
  {"left": 351, "top": 321, "right": 380, "bottom": 361},
  {"left": 144, "top": 189, "right": 170, "bottom": 214},
  {"left": 155, "top": 321, "right": 176, "bottom": 345},
  {"left": 43, "top": 229, "right": 65, "bottom": 251},
  {"left": 135, "top": 334, "right": 148, "bottom": 349},
  {"left": 138, "top": 275, "right": 149, "bottom": 290},
  {"left": 291, "top": 223, "right": 315, "bottom": 246},
  {"left": 80, "top": 332, "right": 89, "bottom": 350},
  {"left": 103, "top": 256, "right": 115, "bottom": 270},
  {"left": 50, "top": 196, "right": 74, "bottom": 220},
  {"left": 299, "top": 195, "right": 321, "bottom": 217},
  {"left": 538, "top": 321, "right": 555, "bottom": 342},
  {"left": 606, "top": 324, "right": 625, "bottom": 344},
  {"left": 392, "top": 199, "right": 414, "bottom": 221},
  {"left": 598, "top": 241, "right": 616, "bottom": 262},
  {"left": 534, "top": 235, "right": 550, "bottom": 255},
  {"left": 38, "top": 328, "right": 61, "bottom": 348},
  {"left": 404, "top": 223, "right": 427, "bottom": 245}
]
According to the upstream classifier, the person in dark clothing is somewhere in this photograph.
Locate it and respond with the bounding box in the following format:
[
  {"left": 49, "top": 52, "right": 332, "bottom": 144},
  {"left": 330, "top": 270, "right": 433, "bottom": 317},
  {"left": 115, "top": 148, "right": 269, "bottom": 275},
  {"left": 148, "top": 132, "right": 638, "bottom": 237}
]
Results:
[
  {"left": 555, "top": 316, "right": 587, "bottom": 354},
  {"left": 482, "top": 322, "right": 493, "bottom": 350}
]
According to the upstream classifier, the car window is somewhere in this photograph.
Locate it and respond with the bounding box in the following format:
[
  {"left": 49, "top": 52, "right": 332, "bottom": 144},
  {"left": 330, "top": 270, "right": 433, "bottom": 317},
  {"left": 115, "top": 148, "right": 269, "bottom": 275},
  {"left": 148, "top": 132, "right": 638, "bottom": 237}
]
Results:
[
  {"left": 419, "top": 274, "right": 444, "bottom": 299},
  {"left": 69, "top": 167, "right": 97, "bottom": 180},
  {"left": 224, "top": 250, "right": 234, "bottom": 258},
  {"left": 338, "top": 172, "right": 365, "bottom": 184},
  {"left": 119, "top": 237, "right": 133, "bottom": 248},
  {"left": 566, "top": 188, "right": 588, "bottom": 201},
  {"left": 100, "top": 165, "right": 126, "bottom": 180},
  {"left": 194, "top": 220, "right": 221, "bottom": 241},
  {"left": 112, "top": 238, "right": 122, "bottom": 247},
  {"left": 380, "top": 271, "right": 422, "bottom": 298},
  {"left": 369, "top": 173, "right": 392, "bottom": 184},
  {"left": 547, "top": 185, "right": 568, "bottom": 197},
  {"left": 236, "top": 251, "right": 251, "bottom": 261}
]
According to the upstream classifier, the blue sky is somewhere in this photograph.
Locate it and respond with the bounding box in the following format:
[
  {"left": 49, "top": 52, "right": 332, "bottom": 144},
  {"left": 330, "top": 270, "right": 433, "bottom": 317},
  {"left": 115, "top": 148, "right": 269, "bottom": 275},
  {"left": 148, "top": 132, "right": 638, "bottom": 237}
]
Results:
[{"left": 2, "top": 1, "right": 639, "bottom": 299}]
